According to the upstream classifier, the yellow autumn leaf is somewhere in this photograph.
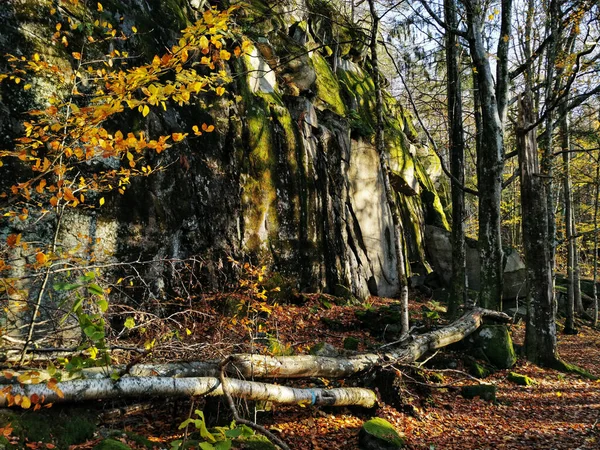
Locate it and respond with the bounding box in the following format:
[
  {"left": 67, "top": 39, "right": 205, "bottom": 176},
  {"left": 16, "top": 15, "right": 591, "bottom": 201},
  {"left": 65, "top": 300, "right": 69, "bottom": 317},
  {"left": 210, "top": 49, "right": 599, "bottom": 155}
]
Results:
[
  {"left": 131, "top": 26, "right": 138, "bottom": 33},
  {"left": 142, "top": 105, "right": 150, "bottom": 117},
  {"left": 97, "top": 2, "right": 103, "bottom": 11},
  {"left": 99, "top": 197, "right": 105, "bottom": 206},
  {"left": 23, "top": 84, "right": 32, "bottom": 91},
  {"left": 172, "top": 132, "right": 186, "bottom": 142},
  {"left": 21, "top": 396, "right": 31, "bottom": 409},
  {"left": 215, "top": 86, "right": 225, "bottom": 96}
]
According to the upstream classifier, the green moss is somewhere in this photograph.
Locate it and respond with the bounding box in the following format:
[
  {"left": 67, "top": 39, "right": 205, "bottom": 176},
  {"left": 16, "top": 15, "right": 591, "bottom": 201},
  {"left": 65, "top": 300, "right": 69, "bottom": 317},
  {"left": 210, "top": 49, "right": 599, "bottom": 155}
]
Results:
[
  {"left": 360, "top": 418, "right": 405, "bottom": 448},
  {"left": 93, "top": 439, "right": 132, "bottom": 450},
  {"left": 234, "top": 434, "right": 277, "bottom": 450},
  {"left": 311, "top": 53, "right": 345, "bottom": 116},
  {"left": 468, "top": 360, "right": 491, "bottom": 379},
  {"left": 343, "top": 336, "right": 359, "bottom": 350},
  {"left": 508, "top": 372, "right": 535, "bottom": 386},
  {"left": 551, "top": 360, "right": 599, "bottom": 380}
]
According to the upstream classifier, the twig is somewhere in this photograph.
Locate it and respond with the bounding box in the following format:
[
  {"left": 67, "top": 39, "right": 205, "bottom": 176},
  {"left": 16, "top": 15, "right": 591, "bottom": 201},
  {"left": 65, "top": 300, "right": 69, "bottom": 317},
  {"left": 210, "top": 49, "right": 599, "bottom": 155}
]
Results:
[
  {"left": 19, "top": 209, "right": 64, "bottom": 365},
  {"left": 416, "top": 350, "right": 440, "bottom": 368},
  {"left": 219, "top": 357, "right": 290, "bottom": 450}
]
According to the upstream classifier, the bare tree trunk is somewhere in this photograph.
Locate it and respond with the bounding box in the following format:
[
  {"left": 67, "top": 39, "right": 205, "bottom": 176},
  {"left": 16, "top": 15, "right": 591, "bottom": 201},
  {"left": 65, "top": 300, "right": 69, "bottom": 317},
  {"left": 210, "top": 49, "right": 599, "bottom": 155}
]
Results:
[
  {"left": 518, "top": 90, "right": 560, "bottom": 366},
  {"left": 541, "top": 0, "right": 560, "bottom": 281},
  {"left": 445, "top": 0, "right": 467, "bottom": 318},
  {"left": 367, "top": 0, "right": 409, "bottom": 335},
  {"left": 464, "top": 0, "right": 506, "bottom": 311},
  {"left": 593, "top": 160, "right": 599, "bottom": 327},
  {"left": 561, "top": 111, "right": 576, "bottom": 333}
]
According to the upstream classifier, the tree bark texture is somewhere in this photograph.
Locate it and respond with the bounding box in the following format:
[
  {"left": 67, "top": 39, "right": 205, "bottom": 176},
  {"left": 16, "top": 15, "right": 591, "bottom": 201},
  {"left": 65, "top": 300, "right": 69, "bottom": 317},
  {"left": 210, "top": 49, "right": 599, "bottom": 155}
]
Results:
[
  {"left": 464, "top": 0, "right": 505, "bottom": 311},
  {"left": 445, "top": 0, "right": 467, "bottom": 317},
  {"left": 561, "top": 109, "right": 576, "bottom": 333},
  {"left": 0, "top": 376, "right": 378, "bottom": 408},
  {"left": 593, "top": 160, "right": 599, "bottom": 327},
  {"left": 1, "top": 308, "right": 510, "bottom": 407},
  {"left": 518, "top": 91, "right": 560, "bottom": 366}
]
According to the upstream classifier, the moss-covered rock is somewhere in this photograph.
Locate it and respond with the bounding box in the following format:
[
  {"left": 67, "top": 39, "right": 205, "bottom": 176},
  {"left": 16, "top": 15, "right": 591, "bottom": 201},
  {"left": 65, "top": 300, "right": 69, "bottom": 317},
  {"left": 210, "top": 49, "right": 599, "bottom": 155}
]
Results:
[
  {"left": 461, "top": 384, "right": 497, "bottom": 402},
  {"left": 507, "top": 372, "right": 535, "bottom": 386},
  {"left": 359, "top": 417, "right": 405, "bottom": 449},
  {"left": 473, "top": 325, "right": 517, "bottom": 369}
]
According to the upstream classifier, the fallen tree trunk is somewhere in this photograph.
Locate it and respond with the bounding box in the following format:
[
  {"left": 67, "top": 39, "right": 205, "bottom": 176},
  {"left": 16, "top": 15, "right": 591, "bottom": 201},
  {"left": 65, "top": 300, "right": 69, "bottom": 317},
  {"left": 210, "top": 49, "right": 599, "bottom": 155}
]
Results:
[
  {"left": 0, "top": 308, "right": 509, "bottom": 407},
  {"left": 0, "top": 376, "right": 377, "bottom": 408}
]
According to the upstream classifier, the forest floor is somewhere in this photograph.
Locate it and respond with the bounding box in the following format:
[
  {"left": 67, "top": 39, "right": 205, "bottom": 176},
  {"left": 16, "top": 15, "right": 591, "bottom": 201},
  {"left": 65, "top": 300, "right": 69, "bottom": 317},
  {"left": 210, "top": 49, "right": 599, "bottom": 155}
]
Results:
[{"left": 4, "top": 293, "right": 600, "bottom": 449}]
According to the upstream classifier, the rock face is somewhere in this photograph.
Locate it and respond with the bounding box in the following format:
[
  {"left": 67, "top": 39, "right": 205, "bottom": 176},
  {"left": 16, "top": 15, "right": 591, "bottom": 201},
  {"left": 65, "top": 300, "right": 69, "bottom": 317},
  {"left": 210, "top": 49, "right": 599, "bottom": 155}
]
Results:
[
  {"left": 425, "top": 226, "right": 527, "bottom": 300},
  {"left": 0, "top": 0, "right": 448, "bottom": 332}
]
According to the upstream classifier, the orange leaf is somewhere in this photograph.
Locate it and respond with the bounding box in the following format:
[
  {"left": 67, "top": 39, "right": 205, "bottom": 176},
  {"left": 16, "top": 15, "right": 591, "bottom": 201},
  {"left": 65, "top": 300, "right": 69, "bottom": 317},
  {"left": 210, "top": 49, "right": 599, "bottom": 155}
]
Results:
[
  {"left": 35, "top": 252, "right": 47, "bottom": 264},
  {"left": 6, "top": 234, "right": 21, "bottom": 248},
  {"left": 171, "top": 132, "right": 187, "bottom": 142},
  {"left": 3, "top": 371, "right": 13, "bottom": 379},
  {"left": 72, "top": 52, "right": 81, "bottom": 60}
]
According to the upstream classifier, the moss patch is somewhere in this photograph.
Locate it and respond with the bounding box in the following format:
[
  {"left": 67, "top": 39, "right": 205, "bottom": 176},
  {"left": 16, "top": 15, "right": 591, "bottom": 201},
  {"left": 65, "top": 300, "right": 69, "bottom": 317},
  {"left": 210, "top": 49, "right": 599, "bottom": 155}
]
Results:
[
  {"left": 311, "top": 53, "right": 346, "bottom": 116},
  {"left": 93, "top": 439, "right": 132, "bottom": 450},
  {"left": 359, "top": 417, "right": 405, "bottom": 448},
  {"left": 508, "top": 372, "right": 535, "bottom": 386}
]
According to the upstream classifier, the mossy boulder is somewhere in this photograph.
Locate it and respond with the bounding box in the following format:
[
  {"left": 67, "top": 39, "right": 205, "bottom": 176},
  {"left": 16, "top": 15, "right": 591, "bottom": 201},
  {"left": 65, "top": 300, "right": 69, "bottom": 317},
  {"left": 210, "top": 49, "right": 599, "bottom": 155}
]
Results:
[
  {"left": 461, "top": 384, "right": 497, "bottom": 402},
  {"left": 507, "top": 372, "right": 535, "bottom": 386},
  {"left": 359, "top": 418, "right": 405, "bottom": 449},
  {"left": 473, "top": 325, "right": 517, "bottom": 369},
  {"left": 93, "top": 439, "right": 132, "bottom": 450}
]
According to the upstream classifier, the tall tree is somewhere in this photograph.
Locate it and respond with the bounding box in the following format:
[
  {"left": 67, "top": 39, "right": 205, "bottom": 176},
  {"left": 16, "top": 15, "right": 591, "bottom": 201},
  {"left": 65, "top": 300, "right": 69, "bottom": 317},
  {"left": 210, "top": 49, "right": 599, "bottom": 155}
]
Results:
[
  {"left": 463, "top": 0, "right": 512, "bottom": 311},
  {"left": 517, "top": 89, "right": 560, "bottom": 366},
  {"left": 444, "top": 0, "right": 467, "bottom": 316}
]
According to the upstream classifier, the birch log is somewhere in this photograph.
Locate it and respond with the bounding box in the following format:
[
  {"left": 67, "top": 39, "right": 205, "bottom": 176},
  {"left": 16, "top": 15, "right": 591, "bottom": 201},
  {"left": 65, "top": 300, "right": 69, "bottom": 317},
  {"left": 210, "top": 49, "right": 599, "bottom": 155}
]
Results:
[{"left": 0, "top": 376, "right": 377, "bottom": 408}]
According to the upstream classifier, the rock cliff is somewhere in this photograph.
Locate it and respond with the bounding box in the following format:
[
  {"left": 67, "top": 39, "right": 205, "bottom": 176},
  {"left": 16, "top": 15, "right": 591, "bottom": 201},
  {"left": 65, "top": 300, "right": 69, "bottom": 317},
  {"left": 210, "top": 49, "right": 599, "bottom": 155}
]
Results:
[{"left": 0, "top": 0, "right": 448, "bottom": 308}]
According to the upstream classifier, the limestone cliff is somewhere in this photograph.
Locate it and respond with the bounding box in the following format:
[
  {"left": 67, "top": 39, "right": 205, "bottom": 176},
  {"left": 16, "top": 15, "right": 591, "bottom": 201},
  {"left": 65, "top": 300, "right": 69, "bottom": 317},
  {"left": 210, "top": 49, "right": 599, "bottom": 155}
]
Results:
[{"left": 0, "top": 0, "right": 448, "bottom": 306}]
